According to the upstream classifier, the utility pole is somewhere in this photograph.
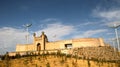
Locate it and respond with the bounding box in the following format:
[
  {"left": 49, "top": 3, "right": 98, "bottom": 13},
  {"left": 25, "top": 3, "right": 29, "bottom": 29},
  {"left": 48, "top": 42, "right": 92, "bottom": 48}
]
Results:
[
  {"left": 114, "top": 24, "right": 120, "bottom": 51},
  {"left": 109, "top": 23, "right": 120, "bottom": 51},
  {"left": 23, "top": 23, "right": 32, "bottom": 51},
  {"left": 23, "top": 24, "right": 32, "bottom": 44},
  {"left": 110, "top": 38, "right": 116, "bottom": 51}
]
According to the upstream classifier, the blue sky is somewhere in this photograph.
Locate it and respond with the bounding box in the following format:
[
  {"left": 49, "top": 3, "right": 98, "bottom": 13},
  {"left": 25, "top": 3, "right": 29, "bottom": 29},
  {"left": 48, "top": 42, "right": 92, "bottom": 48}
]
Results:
[{"left": 0, "top": 0, "right": 120, "bottom": 54}]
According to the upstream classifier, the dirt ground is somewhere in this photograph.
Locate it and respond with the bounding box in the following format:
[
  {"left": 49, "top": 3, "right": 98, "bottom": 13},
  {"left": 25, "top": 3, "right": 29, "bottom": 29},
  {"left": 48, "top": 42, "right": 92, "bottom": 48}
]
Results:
[{"left": 0, "top": 55, "right": 120, "bottom": 67}]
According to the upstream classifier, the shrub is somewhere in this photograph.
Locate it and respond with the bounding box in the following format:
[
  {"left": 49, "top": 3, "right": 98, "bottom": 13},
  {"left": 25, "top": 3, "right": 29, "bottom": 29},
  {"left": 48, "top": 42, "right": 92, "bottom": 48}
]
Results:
[
  {"left": 60, "top": 59, "right": 65, "bottom": 65},
  {"left": 15, "top": 53, "right": 21, "bottom": 58},
  {"left": 46, "top": 62, "right": 50, "bottom": 67},
  {"left": 1, "top": 55, "right": 5, "bottom": 60},
  {"left": 46, "top": 51, "right": 49, "bottom": 55},
  {"left": 66, "top": 54, "right": 71, "bottom": 58}
]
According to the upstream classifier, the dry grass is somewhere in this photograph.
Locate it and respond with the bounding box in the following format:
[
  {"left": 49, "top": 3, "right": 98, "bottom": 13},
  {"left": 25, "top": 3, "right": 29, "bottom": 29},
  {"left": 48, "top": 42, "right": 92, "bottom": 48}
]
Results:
[{"left": 0, "top": 55, "right": 119, "bottom": 67}]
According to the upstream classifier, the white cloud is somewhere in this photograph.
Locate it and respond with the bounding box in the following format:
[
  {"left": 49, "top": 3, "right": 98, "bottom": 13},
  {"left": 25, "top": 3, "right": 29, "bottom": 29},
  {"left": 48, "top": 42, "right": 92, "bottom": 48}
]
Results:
[
  {"left": 93, "top": 9, "right": 120, "bottom": 21},
  {"left": 77, "top": 22, "right": 96, "bottom": 26},
  {"left": 73, "top": 29, "right": 108, "bottom": 38},
  {"left": 35, "top": 23, "right": 75, "bottom": 41},
  {"left": 76, "top": 22, "right": 100, "bottom": 28},
  {"left": 83, "top": 29, "right": 107, "bottom": 37},
  {"left": 0, "top": 27, "right": 32, "bottom": 54},
  {"left": 42, "top": 18, "right": 58, "bottom": 22},
  {"left": 105, "top": 21, "right": 120, "bottom": 27},
  {"left": 92, "top": 7, "right": 120, "bottom": 30}
]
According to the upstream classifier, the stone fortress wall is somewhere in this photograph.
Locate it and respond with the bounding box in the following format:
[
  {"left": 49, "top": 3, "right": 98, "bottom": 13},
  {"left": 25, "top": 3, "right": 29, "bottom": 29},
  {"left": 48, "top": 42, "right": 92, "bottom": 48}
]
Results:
[
  {"left": 16, "top": 45, "right": 26, "bottom": 51},
  {"left": 46, "top": 40, "right": 72, "bottom": 50},
  {"left": 16, "top": 32, "right": 105, "bottom": 52},
  {"left": 45, "top": 38, "right": 104, "bottom": 50},
  {"left": 9, "top": 32, "right": 120, "bottom": 62},
  {"left": 16, "top": 44, "right": 35, "bottom": 52}
]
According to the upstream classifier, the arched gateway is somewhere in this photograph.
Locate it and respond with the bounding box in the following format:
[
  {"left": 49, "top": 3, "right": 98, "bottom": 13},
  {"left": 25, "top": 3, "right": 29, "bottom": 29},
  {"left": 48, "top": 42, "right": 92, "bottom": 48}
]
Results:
[{"left": 37, "top": 43, "right": 41, "bottom": 51}]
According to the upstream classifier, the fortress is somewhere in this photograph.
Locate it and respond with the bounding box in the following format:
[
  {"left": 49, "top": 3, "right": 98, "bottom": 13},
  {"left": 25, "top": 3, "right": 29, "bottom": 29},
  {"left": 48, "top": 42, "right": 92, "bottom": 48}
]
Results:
[
  {"left": 3, "top": 32, "right": 120, "bottom": 67},
  {"left": 7, "top": 32, "right": 120, "bottom": 62},
  {"left": 16, "top": 32, "right": 105, "bottom": 52}
]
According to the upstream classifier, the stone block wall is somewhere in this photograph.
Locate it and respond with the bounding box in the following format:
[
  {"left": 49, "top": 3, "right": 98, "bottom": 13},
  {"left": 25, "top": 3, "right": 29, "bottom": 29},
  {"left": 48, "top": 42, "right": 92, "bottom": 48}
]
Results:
[
  {"left": 16, "top": 44, "right": 34, "bottom": 51},
  {"left": 16, "top": 44, "right": 26, "bottom": 51},
  {"left": 72, "top": 38, "right": 104, "bottom": 48},
  {"left": 46, "top": 40, "right": 72, "bottom": 50}
]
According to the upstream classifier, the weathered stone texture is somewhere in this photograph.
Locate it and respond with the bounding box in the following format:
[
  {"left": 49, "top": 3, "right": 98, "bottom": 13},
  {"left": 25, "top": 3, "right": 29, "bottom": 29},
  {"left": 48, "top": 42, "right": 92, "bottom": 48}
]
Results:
[{"left": 16, "top": 32, "right": 106, "bottom": 52}]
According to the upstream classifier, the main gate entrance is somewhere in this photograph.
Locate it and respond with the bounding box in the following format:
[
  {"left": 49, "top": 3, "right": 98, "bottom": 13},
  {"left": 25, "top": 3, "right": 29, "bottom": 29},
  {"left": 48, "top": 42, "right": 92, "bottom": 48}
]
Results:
[{"left": 37, "top": 43, "right": 41, "bottom": 51}]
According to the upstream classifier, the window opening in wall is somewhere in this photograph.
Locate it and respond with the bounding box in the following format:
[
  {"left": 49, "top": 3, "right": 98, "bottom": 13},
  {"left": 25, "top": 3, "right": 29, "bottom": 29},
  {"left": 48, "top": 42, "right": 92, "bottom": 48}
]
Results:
[{"left": 64, "top": 44, "right": 72, "bottom": 49}]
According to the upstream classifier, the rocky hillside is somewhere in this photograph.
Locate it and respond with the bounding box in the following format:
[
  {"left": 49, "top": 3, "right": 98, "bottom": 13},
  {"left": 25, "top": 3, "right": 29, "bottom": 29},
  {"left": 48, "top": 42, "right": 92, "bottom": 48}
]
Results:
[
  {"left": 0, "top": 55, "right": 119, "bottom": 67},
  {"left": 71, "top": 46, "right": 120, "bottom": 62}
]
